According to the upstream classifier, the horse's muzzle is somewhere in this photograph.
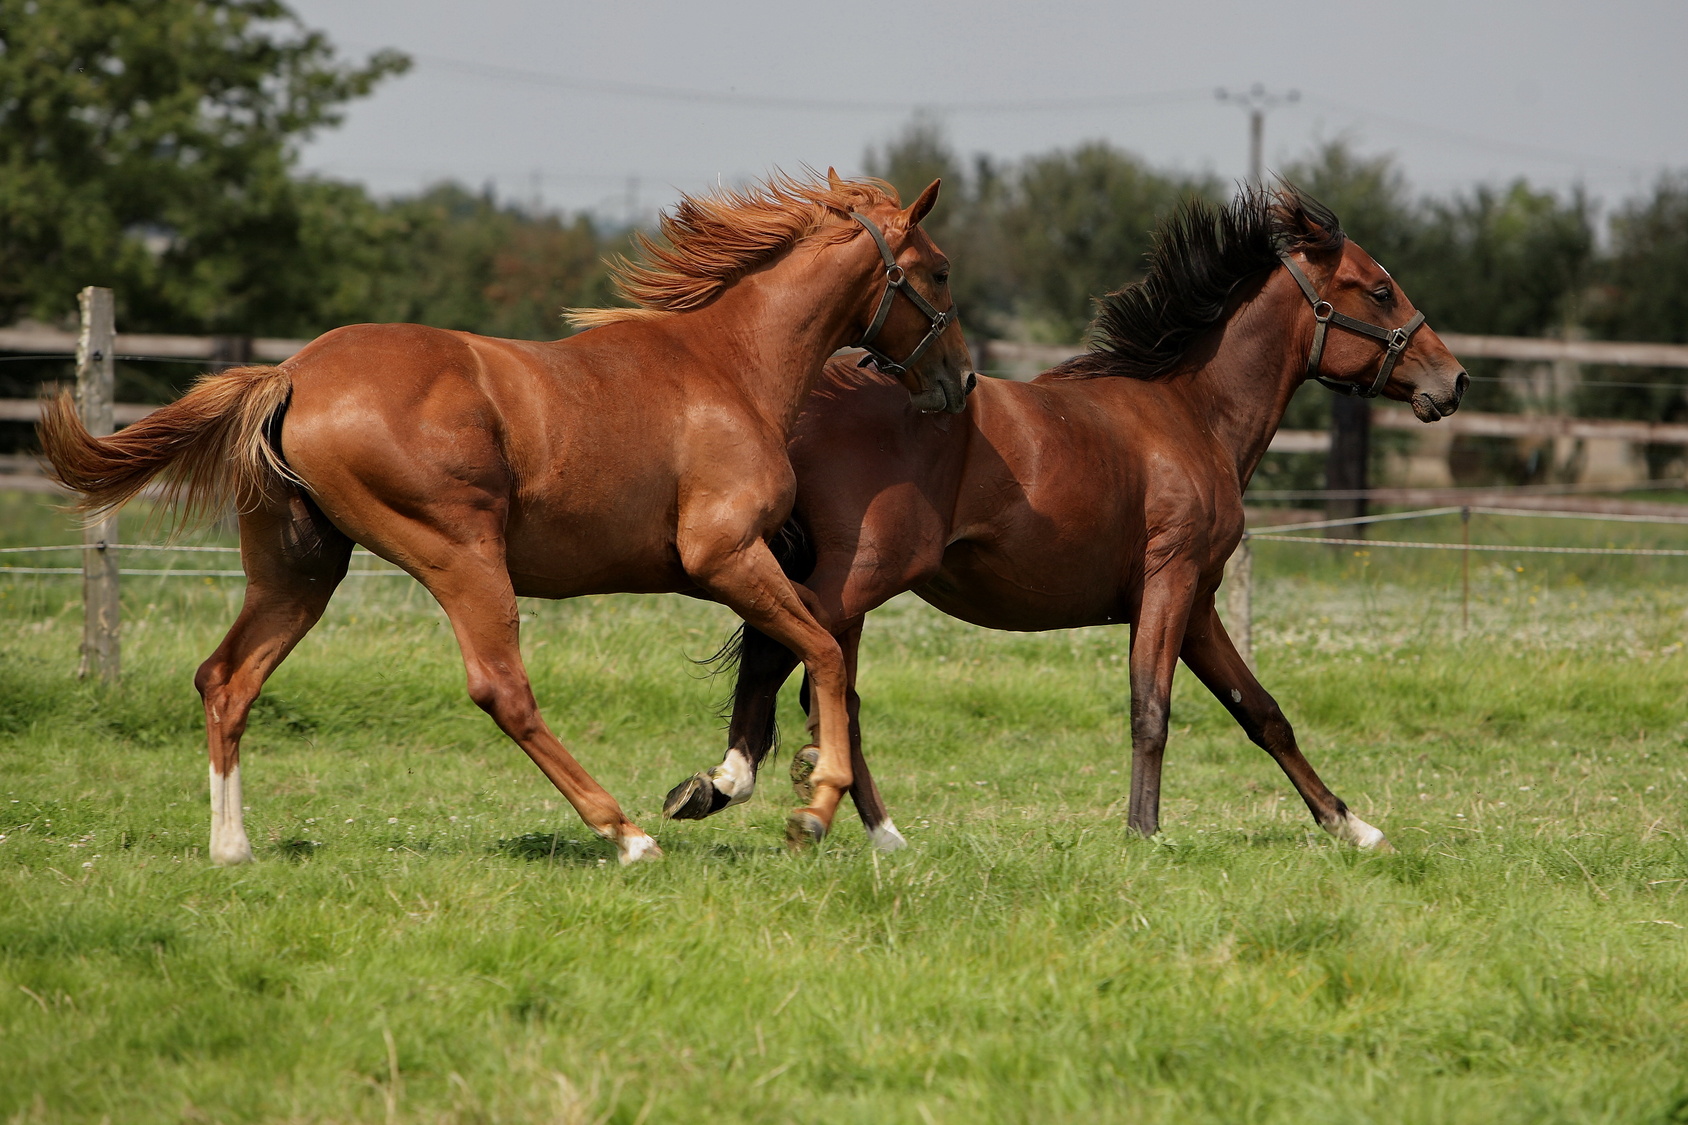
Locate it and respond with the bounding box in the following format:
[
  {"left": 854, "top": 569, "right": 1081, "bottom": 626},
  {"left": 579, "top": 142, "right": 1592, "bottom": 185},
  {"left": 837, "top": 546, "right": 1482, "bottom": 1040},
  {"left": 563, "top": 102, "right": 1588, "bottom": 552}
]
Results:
[{"left": 911, "top": 371, "right": 976, "bottom": 415}]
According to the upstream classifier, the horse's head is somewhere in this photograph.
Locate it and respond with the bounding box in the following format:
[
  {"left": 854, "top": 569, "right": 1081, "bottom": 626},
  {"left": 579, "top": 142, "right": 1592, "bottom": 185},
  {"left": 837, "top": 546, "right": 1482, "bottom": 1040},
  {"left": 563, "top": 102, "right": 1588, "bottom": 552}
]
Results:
[
  {"left": 1278, "top": 237, "right": 1468, "bottom": 421},
  {"left": 837, "top": 173, "right": 977, "bottom": 414}
]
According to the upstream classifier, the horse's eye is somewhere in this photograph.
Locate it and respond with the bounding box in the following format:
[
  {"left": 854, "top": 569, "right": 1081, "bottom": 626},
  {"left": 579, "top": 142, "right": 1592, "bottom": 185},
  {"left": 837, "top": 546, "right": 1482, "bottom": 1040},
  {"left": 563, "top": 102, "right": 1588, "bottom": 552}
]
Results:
[
  {"left": 1371, "top": 286, "right": 1392, "bottom": 304},
  {"left": 935, "top": 271, "right": 950, "bottom": 286}
]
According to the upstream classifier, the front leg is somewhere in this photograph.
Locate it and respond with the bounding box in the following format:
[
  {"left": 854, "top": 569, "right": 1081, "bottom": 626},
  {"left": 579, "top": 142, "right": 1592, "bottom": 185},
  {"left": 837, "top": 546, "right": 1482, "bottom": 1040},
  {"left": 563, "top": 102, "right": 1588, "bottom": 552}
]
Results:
[
  {"left": 1180, "top": 598, "right": 1390, "bottom": 850},
  {"left": 1126, "top": 563, "right": 1201, "bottom": 836}
]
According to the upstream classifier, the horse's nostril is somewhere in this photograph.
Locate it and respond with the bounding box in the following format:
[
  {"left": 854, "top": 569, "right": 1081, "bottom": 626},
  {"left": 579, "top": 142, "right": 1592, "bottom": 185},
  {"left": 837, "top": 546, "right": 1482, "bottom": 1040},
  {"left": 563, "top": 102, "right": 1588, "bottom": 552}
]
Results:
[
  {"left": 965, "top": 371, "right": 979, "bottom": 394},
  {"left": 1454, "top": 371, "right": 1469, "bottom": 402}
]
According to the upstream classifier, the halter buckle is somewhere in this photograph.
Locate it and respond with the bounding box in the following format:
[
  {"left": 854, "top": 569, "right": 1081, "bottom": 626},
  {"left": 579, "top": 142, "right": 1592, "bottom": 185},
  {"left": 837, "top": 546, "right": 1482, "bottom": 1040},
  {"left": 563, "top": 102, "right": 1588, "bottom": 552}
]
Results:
[
  {"left": 1313, "top": 301, "right": 1334, "bottom": 323},
  {"left": 884, "top": 264, "right": 906, "bottom": 286}
]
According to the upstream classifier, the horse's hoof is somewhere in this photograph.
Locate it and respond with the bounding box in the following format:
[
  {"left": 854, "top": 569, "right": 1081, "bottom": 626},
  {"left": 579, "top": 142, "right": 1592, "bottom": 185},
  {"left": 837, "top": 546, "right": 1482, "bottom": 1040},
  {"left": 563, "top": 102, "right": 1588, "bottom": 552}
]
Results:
[
  {"left": 663, "top": 772, "right": 729, "bottom": 820},
  {"left": 789, "top": 745, "right": 820, "bottom": 803},
  {"left": 1328, "top": 811, "right": 1392, "bottom": 852},
  {"left": 209, "top": 833, "right": 254, "bottom": 866},
  {"left": 868, "top": 821, "right": 908, "bottom": 853},
  {"left": 785, "top": 810, "right": 827, "bottom": 849},
  {"left": 617, "top": 834, "right": 663, "bottom": 864}
]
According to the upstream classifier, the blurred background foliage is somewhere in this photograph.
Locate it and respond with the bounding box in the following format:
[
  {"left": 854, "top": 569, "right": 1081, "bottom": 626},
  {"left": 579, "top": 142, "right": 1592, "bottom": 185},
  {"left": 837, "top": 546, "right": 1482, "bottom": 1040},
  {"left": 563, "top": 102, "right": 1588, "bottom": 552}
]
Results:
[{"left": 2, "top": 1, "right": 1687, "bottom": 425}]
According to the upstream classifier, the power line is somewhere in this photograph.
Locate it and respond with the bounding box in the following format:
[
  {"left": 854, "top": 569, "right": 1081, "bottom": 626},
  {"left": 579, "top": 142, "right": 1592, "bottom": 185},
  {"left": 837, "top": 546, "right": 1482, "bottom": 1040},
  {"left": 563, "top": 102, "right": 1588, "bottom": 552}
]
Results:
[
  {"left": 1300, "top": 92, "right": 1652, "bottom": 174},
  {"left": 399, "top": 50, "right": 1214, "bottom": 115}
]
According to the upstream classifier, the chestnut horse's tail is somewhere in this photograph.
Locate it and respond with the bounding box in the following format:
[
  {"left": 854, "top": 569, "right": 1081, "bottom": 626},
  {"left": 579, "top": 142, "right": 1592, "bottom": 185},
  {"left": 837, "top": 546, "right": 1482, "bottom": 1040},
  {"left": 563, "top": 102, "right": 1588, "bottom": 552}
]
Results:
[{"left": 37, "top": 364, "right": 297, "bottom": 530}]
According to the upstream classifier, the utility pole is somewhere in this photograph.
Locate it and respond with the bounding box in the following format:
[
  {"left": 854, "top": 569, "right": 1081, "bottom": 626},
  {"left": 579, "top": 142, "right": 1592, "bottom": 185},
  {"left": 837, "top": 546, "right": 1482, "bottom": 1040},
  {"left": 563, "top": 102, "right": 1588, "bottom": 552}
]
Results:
[
  {"left": 1218, "top": 85, "right": 1366, "bottom": 528},
  {"left": 1214, "top": 84, "right": 1299, "bottom": 186}
]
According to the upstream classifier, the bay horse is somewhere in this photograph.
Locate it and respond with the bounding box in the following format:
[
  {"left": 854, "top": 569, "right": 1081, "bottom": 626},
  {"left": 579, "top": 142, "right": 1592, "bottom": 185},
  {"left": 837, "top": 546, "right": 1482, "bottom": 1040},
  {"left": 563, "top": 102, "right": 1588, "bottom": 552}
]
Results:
[
  {"left": 38, "top": 171, "right": 977, "bottom": 865},
  {"left": 664, "top": 188, "right": 1467, "bottom": 851}
]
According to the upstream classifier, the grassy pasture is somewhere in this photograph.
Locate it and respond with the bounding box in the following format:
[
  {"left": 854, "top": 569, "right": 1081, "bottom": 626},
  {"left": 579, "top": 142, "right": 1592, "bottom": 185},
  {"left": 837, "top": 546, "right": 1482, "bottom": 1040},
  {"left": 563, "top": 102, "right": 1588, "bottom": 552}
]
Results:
[{"left": 2, "top": 492, "right": 1687, "bottom": 1124}]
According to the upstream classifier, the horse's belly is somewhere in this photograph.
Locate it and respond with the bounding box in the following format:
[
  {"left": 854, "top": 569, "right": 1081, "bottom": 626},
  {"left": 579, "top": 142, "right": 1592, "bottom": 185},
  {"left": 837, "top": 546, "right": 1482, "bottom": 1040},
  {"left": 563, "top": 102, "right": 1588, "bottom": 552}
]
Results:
[
  {"left": 502, "top": 510, "right": 686, "bottom": 598},
  {"left": 918, "top": 547, "right": 1127, "bottom": 631}
]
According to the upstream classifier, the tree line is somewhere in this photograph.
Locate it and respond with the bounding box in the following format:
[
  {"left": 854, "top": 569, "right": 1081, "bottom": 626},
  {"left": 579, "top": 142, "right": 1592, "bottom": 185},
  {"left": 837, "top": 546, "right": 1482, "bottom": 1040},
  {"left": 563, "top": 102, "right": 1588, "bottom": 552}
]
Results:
[{"left": 3, "top": 1, "right": 1686, "bottom": 430}]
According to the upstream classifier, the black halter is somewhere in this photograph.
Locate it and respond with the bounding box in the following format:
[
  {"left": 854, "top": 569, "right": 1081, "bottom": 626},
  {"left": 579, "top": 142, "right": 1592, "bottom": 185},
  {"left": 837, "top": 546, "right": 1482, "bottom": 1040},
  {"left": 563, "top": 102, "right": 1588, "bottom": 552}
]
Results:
[
  {"left": 1278, "top": 252, "right": 1427, "bottom": 399},
  {"left": 848, "top": 211, "right": 956, "bottom": 378}
]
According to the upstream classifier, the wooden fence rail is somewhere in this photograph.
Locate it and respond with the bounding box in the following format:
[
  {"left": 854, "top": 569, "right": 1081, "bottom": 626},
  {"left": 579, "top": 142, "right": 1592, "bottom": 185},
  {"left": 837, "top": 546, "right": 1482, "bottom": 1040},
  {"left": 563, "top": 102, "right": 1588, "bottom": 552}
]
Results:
[
  {"left": 0, "top": 324, "right": 305, "bottom": 362},
  {"left": 978, "top": 333, "right": 1688, "bottom": 373}
]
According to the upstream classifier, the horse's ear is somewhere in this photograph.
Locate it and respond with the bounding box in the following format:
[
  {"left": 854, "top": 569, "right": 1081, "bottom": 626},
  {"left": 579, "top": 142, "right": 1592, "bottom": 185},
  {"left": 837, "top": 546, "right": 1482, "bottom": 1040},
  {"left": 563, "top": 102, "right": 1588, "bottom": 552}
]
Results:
[
  {"left": 905, "top": 178, "right": 941, "bottom": 227},
  {"left": 827, "top": 167, "right": 846, "bottom": 191}
]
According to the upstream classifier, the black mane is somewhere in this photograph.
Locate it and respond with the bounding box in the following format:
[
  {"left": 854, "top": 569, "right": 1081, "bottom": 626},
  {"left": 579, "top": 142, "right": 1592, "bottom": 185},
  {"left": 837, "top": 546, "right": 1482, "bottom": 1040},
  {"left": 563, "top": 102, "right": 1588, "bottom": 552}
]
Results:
[{"left": 1049, "top": 187, "right": 1345, "bottom": 381}]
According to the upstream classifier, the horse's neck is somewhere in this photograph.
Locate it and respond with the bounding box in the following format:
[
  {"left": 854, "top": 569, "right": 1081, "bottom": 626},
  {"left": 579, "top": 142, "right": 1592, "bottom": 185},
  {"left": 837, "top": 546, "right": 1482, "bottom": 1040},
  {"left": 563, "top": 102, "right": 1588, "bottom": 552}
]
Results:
[
  {"left": 693, "top": 248, "right": 865, "bottom": 432},
  {"left": 1188, "top": 273, "right": 1309, "bottom": 486}
]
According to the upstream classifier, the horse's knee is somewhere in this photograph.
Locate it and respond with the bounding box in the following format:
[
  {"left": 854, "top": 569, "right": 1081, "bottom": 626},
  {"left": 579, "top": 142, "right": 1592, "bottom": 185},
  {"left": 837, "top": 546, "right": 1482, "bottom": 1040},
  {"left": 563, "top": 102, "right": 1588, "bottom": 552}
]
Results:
[{"left": 194, "top": 655, "right": 229, "bottom": 702}]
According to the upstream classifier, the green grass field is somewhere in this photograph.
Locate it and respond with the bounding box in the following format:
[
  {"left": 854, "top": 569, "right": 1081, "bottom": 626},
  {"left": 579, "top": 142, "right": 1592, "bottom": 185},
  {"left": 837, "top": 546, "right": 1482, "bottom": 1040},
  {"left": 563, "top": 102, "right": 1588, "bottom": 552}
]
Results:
[{"left": 2, "top": 492, "right": 1687, "bottom": 1124}]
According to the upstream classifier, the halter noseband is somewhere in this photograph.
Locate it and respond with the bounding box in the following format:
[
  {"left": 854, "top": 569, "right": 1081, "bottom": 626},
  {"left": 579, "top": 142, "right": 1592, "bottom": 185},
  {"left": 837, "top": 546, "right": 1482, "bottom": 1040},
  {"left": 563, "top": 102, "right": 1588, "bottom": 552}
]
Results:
[
  {"left": 1278, "top": 252, "right": 1427, "bottom": 399},
  {"left": 848, "top": 211, "right": 956, "bottom": 378}
]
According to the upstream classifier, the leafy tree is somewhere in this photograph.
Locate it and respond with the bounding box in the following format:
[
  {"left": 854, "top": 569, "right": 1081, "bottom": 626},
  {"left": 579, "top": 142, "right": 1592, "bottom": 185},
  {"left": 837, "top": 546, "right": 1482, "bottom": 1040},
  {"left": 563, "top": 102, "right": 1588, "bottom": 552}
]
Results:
[
  {"left": 864, "top": 117, "right": 1012, "bottom": 338},
  {"left": 1003, "top": 143, "right": 1212, "bottom": 340},
  {"left": 364, "top": 184, "right": 615, "bottom": 340},
  {"left": 0, "top": 0, "right": 408, "bottom": 334},
  {"left": 1411, "top": 182, "right": 1593, "bottom": 338},
  {"left": 1281, "top": 141, "right": 1419, "bottom": 272},
  {"left": 1582, "top": 174, "right": 1688, "bottom": 425},
  {"left": 866, "top": 121, "right": 1212, "bottom": 341},
  {"left": 1593, "top": 174, "right": 1688, "bottom": 345}
]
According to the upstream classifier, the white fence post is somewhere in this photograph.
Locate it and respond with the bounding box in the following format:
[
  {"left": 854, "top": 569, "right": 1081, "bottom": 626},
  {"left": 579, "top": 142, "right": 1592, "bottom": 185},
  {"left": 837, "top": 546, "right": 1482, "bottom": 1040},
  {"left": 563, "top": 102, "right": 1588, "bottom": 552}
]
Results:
[
  {"left": 1224, "top": 535, "right": 1254, "bottom": 672},
  {"left": 76, "top": 286, "right": 119, "bottom": 684}
]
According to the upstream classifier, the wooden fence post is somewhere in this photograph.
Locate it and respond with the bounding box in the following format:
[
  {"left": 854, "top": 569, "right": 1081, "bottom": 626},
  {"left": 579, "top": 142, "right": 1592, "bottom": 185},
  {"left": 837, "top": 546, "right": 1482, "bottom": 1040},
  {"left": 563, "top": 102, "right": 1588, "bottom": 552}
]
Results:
[
  {"left": 76, "top": 286, "right": 119, "bottom": 684},
  {"left": 1327, "top": 395, "right": 1370, "bottom": 533},
  {"left": 1224, "top": 535, "right": 1254, "bottom": 672}
]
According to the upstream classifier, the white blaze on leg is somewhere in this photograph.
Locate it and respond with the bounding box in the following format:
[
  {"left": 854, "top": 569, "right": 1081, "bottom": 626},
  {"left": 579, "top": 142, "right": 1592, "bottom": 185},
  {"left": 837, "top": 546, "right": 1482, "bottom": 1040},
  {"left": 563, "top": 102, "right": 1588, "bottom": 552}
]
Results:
[
  {"left": 707, "top": 747, "right": 757, "bottom": 806},
  {"left": 208, "top": 763, "right": 254, "bottom": 866},
  {"left": 867, "top": 820, "right": 907, "bottom": 853},
  {"left": 1326, "top": 811, "right": 1390, "bottom": 851},
  {"left": 616, "top": 832, "right": 662, "bottom": 865}
]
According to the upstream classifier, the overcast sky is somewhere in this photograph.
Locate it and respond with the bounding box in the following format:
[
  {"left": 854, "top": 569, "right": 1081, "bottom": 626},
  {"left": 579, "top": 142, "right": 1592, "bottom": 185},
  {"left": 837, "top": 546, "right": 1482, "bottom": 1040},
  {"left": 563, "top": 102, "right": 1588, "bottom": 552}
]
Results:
[{"left": 288, "top": 0, "right": 1688, "bottom": 224}]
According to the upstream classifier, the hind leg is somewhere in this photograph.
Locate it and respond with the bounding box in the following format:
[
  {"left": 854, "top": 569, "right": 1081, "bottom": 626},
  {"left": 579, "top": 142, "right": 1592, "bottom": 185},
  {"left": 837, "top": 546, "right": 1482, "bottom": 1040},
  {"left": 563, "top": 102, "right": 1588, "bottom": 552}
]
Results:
[
  {"left": 663, "top": 622, "right": 800, "bottom": 820},
  {"left": 197, "top": 497, "right": 351, "bottom": 865}
]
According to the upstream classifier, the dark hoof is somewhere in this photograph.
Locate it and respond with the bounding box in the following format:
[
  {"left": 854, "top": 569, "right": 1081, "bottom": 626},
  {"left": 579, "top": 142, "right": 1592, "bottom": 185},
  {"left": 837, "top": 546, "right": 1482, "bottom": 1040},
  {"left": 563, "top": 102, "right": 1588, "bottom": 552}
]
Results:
[
  {"left": 789, "top": 745, "right": 820, "bottom": 804},
  {"left": 785, "top": 810, "right": 827, "bottom": 848},
  {"left": 663, "top": 772, "right": 732, "bottom": 820}
]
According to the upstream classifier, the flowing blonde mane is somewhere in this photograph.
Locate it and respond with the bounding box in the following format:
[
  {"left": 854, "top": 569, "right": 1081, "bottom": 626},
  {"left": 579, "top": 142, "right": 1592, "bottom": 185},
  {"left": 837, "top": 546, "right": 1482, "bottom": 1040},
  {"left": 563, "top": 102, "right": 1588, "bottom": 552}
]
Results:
[{"left": 566, "top": 171, "right": 900, "bottom": 329}]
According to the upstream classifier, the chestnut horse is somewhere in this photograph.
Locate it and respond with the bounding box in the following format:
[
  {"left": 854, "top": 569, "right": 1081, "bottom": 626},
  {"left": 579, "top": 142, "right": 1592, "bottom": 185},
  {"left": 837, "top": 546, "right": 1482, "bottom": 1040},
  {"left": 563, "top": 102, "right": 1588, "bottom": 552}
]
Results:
[
  {"left": 665, "top": 188, "right": 1467, "bottom": 851},
  {"left": 39, "top": 171, "right": 976, "bottom": 864}
]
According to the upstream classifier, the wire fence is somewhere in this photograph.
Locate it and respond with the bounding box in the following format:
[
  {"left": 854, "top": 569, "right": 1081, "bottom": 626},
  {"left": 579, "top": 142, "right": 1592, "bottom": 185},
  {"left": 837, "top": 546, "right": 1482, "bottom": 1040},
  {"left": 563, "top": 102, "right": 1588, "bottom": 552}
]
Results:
[
  {"left": 0, "top": 542, "right": 407, "bottom": 578},
  {"left": 8, "top": 504, "right": 1688, "bottom": 680},
  {"left": 1216, "top": 504, "right": 1688, "bottom": 666},
  {"left": 5, "top": 505, "right": 1687, "bottom": 580}
]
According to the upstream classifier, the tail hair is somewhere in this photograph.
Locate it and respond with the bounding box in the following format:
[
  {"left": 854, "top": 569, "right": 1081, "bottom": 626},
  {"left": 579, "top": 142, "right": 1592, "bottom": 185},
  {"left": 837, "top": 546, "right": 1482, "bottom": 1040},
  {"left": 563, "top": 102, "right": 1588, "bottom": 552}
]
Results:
[{"left": 36, "top": 364, "right": 298, "bottom": 533}]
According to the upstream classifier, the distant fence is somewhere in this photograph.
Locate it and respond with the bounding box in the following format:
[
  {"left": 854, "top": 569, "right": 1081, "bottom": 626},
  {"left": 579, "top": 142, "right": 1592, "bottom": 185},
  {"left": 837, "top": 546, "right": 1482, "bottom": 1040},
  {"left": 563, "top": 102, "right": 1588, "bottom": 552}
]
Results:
[{"left": 978, "top": 336, "right": 1688, "bottom": 493}]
